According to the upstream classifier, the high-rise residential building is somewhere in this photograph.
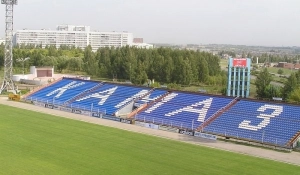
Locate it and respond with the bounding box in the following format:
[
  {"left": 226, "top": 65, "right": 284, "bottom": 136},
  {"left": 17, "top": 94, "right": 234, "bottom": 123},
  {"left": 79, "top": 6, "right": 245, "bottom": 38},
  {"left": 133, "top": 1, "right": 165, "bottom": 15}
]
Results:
[
  {"left": 89, "top": 31, "right": 133, "bottom": 50},
  {"left": 13, "top": 25, "right": 133, "bottom": 51}
]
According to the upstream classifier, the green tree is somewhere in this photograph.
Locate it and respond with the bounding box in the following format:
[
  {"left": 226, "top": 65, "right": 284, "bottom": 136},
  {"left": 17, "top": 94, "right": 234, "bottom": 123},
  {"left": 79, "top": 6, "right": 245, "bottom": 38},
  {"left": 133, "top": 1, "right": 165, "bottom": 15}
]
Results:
[
  {"left": 132, "top": 65, "right": 148, "bottom": 85},
  {"left": 56, "top": 56, "right": 68, "bottom": 73},
  {"left": 68, "top": 57, "right": 83, "bottom": 71},
  {"left": 29, "top": 50, "right": 44, "bottom": 66},
  {"left": 198, "top": 59, "right": 209, "bottom": 83},
  {"left": 47, "top": 45, "right": 58, "bottom": 57},
  {"left": 265, "top": 85, "right": 282, "bottom": 99},
  {"left": 221, "top": 87, "right": 227, "bottom": 96},
  {"left": 40, "top": 56, "right": 57, "bottom": 67},
  {"left": 162, "top": 56, "right": 174, "bottom": 83},
  {"left": 96, "top": 48, "right": 111, "bottom": 78},
  {"left": 277, "top": 69, "right": 284, "bottom": 75},
  {"left": 255, "top": 68, "right": 273, "bottom": 98},
  {"left": 282, "top": 73, "right": 298, "bottom": 100},
  {"left": 83, "top": 45, "right": 97, "bottom": 76},
  {"left": 287, "top": 87, "right": 300, "bottom": 103},
  {"left": 6, "top": 45, "right": 228, "bottom": 89}
]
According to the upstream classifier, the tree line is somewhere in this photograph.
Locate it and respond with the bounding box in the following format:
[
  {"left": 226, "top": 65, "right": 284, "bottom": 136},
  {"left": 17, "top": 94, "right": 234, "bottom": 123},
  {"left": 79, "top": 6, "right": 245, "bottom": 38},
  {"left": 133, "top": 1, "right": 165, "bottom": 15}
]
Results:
[
  {"left": 0, "top": 44, "right": 227, "bottom": 87},
  {"left": 1, "top": 43, "right": 300, "bottom": 102},
  {"left": 83, "top": 45, "right": 226, "bottom": 85},
  {"left": 255, "top": 68, "right": 300, "bottom": 103}
]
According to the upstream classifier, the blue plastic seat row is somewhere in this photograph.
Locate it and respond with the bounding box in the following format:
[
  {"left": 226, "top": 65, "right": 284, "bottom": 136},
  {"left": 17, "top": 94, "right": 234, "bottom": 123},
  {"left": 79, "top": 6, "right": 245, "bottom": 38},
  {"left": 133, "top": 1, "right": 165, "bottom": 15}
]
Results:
[{"left": 204, "top": 100, "right": 300, "bottom": 146}]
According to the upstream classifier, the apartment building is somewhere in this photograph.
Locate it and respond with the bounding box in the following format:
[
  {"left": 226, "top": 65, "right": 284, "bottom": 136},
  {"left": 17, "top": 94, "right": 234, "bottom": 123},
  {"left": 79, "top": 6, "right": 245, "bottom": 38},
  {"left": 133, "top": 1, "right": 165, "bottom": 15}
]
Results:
[{"left": 13, "top": 25, "right": 133, "bottom": 51}]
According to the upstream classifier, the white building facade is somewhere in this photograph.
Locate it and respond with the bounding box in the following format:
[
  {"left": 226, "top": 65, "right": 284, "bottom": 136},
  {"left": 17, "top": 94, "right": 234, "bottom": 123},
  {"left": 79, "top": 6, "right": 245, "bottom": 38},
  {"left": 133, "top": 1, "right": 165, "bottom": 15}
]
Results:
[
  {"left": 13, "top": 25, "right": 133, "bottom": 51},
  {"left": 130, "top": 43, "right": 153, "bottom": 49}
]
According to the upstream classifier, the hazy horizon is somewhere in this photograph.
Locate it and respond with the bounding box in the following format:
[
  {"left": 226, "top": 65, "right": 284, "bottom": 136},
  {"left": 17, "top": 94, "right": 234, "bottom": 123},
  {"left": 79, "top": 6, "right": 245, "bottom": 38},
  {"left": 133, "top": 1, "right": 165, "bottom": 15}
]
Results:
[{"left": 0, "top": 0, "right": 299, "bottom": 47}]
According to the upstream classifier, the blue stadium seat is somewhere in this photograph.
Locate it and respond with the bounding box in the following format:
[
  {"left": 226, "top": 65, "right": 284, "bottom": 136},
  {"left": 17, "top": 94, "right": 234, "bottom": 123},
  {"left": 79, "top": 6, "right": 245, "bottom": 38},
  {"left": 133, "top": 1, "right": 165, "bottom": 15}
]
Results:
[
  {"left": 26, "top": 78, "right": 300, "bottom": 147},
  {"left": 69, "top": 83, "right": 152, "bottom": 115},
  {"left": 138, "top": 89, "right": 167, "bottom": 103},
  {"left": 204, "top": 100, "right": 300, "bottom": 146},
  {"left": 137, "top": 92, "right": 233, "bottom": 130},
  {"left": 26, "top": 78, "right": 100, "bottom": 105}
]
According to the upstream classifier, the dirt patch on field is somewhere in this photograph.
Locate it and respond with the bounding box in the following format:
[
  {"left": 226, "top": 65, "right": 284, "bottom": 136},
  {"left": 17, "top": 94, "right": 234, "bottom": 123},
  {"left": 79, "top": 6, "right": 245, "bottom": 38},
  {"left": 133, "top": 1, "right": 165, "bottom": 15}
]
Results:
[{"left": 0, "top": 98, "right": 299, "bottom": 166}]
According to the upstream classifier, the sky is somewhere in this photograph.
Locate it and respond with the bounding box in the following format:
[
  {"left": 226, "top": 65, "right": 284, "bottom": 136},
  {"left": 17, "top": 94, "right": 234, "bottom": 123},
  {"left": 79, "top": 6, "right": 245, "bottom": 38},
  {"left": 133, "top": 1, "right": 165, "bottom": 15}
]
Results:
[{"left": 0, "top": 0, "right": 299, "bottom": 46}]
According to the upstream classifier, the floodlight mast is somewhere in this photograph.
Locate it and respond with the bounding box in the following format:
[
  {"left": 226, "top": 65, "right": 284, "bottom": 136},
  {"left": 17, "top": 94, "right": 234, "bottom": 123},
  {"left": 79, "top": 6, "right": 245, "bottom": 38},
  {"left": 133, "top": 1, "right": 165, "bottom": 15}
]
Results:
[{"left": 0, "top": 0, "right": 18, "bottom": 94}]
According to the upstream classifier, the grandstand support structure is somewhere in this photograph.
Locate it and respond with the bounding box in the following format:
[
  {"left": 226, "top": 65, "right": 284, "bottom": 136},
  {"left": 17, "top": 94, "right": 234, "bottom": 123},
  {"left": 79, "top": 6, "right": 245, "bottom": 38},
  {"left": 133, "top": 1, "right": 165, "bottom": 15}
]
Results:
[
  {"left": 117, "top": 88, "right": 154, "bottom": 118},
  {"left": 197, "top": 97, "right": 240, "bottom": 132},
  {"left": 113, "top": 89, "right": 152, "bottom": 117},
  {"left": 286, "top": 131, "right": 300, "bottom": 147},
  {"left": 0, "top": 0, "right": 18, "bottom": 94},
  {"left": 128, "top": 91, "right": 171, "bottom": 119},
  {"left": 136, "top": 88, "right": 155, "bottom": 101},
  {"left": 127, "top": 103, "right": 147, "bottom": 118}
]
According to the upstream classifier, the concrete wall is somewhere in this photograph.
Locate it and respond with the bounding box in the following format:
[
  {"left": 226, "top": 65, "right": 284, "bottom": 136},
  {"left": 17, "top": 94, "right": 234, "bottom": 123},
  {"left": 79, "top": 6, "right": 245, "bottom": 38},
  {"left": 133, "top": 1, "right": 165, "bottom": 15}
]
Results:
[
  {"left": 20, "top": 79, "right": 47, "bottom": 86},
  {"left": 114, "top": 101, "right": 134, "bottom": 117}
]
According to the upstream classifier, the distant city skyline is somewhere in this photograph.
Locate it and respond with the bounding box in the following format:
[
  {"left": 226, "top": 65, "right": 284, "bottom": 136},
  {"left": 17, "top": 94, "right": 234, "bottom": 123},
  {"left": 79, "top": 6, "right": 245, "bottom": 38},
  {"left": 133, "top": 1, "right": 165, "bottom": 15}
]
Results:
[{"left": 0, "top": 0, "right": 300, "bottom": 47}]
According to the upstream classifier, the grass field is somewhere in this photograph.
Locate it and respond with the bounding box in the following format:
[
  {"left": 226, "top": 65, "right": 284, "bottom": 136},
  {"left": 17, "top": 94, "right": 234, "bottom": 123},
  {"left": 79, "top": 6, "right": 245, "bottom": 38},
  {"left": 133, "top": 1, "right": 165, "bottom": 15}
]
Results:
[
  {"left": 220, "top": 59, "right": 228, "bottom": 70},
  {"left": 0, "top": 104, "right": 299, "bottom": 175},
  {"left": 266, "top": 67, "right": 295, "bottom": 76}
]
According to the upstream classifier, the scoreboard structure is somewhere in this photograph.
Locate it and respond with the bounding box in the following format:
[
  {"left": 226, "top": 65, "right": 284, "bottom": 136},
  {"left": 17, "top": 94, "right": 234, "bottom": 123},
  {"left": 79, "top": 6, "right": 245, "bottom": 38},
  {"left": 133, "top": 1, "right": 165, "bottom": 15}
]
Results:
[{"left": 227, "top": 58, "right": 251, "bottom": 98}]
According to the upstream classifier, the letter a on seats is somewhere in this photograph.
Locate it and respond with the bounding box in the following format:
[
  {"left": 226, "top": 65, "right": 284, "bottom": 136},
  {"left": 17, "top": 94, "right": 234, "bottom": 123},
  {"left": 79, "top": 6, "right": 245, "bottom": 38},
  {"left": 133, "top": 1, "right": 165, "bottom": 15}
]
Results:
[
  {"left": 46, "top": 81, "right": 85, "bottom": 98},
  {"left": 76, "top": 87, "right": 117, "bottom": 105},
  {"left": 165, "top": 98, "right": 213, "bottom": 122}
]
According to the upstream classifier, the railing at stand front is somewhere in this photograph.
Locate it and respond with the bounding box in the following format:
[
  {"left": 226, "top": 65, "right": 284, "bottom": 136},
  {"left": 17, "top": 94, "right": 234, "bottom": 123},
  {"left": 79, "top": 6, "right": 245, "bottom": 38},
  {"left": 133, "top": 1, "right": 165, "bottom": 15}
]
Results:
[
  {"left": 205, "top": 128, "right": 288, "bottom": 147},
  {"left": 135, "top": 115, "right": 196, "bottom": 130},
  {"left": 30, "top": 97, "right": 107, "bottom": 116}
]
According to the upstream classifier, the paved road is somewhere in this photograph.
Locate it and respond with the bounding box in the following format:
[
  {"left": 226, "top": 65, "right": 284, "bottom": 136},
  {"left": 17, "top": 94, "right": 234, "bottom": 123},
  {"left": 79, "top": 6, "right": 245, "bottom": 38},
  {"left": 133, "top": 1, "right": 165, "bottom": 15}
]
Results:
[{"left": 0, "top": 98, "right": 299, "bottom": 166}]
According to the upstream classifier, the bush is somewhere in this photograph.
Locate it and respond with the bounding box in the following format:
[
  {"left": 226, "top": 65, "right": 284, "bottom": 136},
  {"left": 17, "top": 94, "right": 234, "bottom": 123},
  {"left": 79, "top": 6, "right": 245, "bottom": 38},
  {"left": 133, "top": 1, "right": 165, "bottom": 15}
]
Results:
[
  {"left": 150, "top": 82, "right": 161, "bottom": 88},
  {"left": 220, "top": 87, "right": 227, "bottom": 96},
  {"left": 167, "top": 83, "right": 182, "bottom": 90},
  {"left": 277, "top": 69, "right": 284, "bottom": 75}
]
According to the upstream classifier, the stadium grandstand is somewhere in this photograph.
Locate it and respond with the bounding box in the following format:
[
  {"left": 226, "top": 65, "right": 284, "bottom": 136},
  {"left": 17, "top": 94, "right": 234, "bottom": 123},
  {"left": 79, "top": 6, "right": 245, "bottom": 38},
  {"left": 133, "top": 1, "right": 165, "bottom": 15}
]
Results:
[{"left": 23, "top": 77, "right": 300, "bottom": 149}]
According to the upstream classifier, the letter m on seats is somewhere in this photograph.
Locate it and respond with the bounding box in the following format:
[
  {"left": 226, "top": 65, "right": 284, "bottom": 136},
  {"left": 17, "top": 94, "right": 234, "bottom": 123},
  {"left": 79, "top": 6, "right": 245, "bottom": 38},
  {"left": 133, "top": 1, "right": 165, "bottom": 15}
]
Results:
[
  {"left": 46, "top": 81, "right": 85, "bottom": 98},
  {"left": 165, "top": 98, "right": 213, "bottom": 122}
]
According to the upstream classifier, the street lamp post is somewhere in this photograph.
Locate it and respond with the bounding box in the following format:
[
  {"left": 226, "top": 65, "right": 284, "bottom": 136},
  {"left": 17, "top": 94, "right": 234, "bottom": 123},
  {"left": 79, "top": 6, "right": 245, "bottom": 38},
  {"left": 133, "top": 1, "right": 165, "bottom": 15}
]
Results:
[{"left": 16, "top": 57, "right": 30, "bottom": 75}]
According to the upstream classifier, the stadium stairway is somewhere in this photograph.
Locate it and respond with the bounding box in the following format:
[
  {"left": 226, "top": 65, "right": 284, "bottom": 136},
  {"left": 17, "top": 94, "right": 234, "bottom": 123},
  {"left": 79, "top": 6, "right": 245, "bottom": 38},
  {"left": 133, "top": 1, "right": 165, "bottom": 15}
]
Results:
[
  {"left": 140, "top": 88, "right": 155, "bottom": 99},
  {"left": 128, "top": 91, "right": 171, "bottom": 119},
  {"left": 63, "top": 82, "right": 104, "bottom": 106},
  {"left": 113, "top": 88, "right": 150, "bottom": 116},
  {"left": 197, "top": 96, "right": 240, "bottom": 131},
  {"left": 22, "top": 77, "right": 63, "bottom": 99},
  {"left": 115, "top": 88, "right": 154, "bottom": 117},
  {"left": 286, "top": 131, "right": 300, "bottom": 147}
]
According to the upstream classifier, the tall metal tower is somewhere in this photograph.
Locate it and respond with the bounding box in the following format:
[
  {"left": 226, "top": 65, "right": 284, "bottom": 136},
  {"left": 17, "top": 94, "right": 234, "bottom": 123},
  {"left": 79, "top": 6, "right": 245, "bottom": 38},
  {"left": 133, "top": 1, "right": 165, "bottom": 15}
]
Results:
[{"left": 0, "top": 0, "right": 18, "bottom": 94}]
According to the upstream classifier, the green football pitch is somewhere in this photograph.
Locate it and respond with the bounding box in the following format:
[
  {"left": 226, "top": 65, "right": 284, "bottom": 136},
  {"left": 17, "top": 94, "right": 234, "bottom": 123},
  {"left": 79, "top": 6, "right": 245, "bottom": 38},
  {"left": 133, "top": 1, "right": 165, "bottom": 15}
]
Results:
[{"left": 0, "top": 104, "right": 299, "bottom": 175}]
